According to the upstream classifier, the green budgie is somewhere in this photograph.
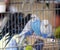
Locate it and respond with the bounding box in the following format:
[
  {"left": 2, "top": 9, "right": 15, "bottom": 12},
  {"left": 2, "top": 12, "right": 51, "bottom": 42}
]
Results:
[
  {"left": 54, "top": 26, "right": 60, "bottom": 39},
  {"left": 25, "top": 45, "right": 33, "bottom": 50}
]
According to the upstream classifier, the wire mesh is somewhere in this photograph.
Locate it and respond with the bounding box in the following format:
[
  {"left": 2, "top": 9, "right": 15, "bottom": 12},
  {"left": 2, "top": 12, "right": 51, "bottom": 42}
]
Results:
[{"left": 0, "top": 0, "right": 60, "bottom": 50}]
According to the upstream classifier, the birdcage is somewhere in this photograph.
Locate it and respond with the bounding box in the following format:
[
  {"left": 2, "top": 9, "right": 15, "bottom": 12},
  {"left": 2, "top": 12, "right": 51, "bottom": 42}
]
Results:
[{"left": 0, "top": 0, "right": 60, "bottom": 50}]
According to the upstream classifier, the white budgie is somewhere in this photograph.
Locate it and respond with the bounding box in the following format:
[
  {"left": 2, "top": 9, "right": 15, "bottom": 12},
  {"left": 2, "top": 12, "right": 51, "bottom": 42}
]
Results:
[
  {"left": 40, "top": 20, "right": 52, "bottom": 38},
  {"left": 0, "top": 16, "right": 9, "bottom": 50},
  {"left": 0, "top": 33, "right": 10, "bottom": 50}
]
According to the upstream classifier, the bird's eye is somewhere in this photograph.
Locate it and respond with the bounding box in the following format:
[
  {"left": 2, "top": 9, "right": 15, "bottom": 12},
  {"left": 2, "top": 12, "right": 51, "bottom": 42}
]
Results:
[{"left": 45, "top": 25, "right": 48, "bottom": 27}]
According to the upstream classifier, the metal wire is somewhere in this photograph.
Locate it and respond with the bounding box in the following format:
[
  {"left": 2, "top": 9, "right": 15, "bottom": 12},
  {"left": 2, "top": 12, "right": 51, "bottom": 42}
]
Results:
[{"left": 0, "top": 0, "right": 60, "bottom": 50}]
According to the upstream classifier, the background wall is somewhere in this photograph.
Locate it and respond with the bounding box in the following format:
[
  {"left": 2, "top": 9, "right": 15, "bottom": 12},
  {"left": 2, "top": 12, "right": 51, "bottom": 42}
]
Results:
[{"left": 10, "top": 0, "right": 55, "bottom": 30}]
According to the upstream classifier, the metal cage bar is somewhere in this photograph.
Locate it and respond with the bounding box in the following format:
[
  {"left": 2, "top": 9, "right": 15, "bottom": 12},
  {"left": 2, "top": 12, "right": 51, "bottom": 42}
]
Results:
[{"left": 0, "top": 0, "right": 60, "bottom": 50}]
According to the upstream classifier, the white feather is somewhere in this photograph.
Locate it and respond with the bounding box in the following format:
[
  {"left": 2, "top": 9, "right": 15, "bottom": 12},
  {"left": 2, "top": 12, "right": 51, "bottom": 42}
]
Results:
[{"left": 40, "top": 20, "right": 52, "bottom": 36}]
